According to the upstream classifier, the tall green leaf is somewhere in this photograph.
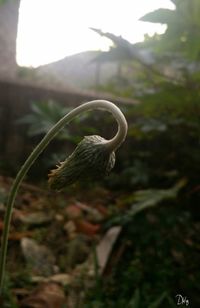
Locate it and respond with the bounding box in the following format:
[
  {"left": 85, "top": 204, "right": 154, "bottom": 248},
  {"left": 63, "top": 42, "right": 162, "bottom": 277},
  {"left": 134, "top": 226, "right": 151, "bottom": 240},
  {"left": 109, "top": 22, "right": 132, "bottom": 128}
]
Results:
[{"left": 140, "top": 8, "right": 175, "bottom": 24}]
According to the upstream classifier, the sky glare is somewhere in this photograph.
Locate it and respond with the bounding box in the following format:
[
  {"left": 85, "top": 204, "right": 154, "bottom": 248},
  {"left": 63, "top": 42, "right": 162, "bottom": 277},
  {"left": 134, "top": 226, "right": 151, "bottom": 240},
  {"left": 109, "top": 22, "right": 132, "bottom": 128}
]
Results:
[{"left": 16, "top": 0, "right": 174, "bottom": 67}]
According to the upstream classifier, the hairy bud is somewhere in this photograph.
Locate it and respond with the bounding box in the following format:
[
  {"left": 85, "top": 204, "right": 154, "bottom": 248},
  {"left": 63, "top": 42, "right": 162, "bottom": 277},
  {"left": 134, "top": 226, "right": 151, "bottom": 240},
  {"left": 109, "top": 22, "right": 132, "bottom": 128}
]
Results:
[{"left": 48, "top": 135, "right": 115, "bottom": 190}]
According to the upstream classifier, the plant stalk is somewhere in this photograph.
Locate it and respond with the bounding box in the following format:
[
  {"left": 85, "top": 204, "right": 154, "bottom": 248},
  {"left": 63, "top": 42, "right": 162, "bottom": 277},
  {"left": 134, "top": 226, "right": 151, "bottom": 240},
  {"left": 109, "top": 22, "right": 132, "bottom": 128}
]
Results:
[{"left": 0, "top": 99, "right": 127, "bottom": 292}]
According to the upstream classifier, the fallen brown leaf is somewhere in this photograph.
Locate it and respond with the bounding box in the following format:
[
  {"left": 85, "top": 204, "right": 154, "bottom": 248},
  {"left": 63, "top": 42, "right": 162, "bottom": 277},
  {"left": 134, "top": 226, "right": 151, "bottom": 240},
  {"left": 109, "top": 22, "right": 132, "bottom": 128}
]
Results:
[
  {"left": 74, "top": 220, "right": 100, "bottom": 236},
  {"left": 65, "top": 205, "right": 82, "bottom": 219},
  {"left": 20, "top": 282, "right": 66, "bottom": 308},
  {"left": 8, "top": 231, "right": 33, "bottom": 241}
]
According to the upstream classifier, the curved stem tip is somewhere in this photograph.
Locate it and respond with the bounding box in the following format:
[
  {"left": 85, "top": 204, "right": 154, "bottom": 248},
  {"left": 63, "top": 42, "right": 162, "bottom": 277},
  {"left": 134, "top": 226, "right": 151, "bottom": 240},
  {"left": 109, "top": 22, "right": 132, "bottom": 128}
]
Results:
[{"left": 0, "top": 99, "right": 127, "bottom": 292}]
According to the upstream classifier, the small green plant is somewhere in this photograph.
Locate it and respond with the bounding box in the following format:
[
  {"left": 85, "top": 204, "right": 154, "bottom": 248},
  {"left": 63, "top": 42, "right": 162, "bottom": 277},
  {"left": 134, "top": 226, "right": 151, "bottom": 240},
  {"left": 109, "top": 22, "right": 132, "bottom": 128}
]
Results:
[
  {"left": 0, "top": 274, "right": 18, "bottom": 307},
  {"left": 0, "top": 100, "right": 128, "bottom": 293},
  {"left": 17, "top": 100, "right": 73, "bottom": 140}
]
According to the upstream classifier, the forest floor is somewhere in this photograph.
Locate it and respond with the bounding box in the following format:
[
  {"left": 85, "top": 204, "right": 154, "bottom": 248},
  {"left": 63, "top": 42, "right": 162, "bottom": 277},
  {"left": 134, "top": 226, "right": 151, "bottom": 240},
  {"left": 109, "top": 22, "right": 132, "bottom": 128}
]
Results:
[{"left": 0, "top": 175, "right": 199, "bottom": 307}]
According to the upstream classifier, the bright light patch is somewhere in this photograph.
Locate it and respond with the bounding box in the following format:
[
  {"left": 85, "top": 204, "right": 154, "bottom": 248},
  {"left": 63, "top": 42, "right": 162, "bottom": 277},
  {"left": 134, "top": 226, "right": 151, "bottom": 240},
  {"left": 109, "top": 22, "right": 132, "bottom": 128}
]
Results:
[{"left": 16, "top": 0, "right": 174, "bottom": 68}]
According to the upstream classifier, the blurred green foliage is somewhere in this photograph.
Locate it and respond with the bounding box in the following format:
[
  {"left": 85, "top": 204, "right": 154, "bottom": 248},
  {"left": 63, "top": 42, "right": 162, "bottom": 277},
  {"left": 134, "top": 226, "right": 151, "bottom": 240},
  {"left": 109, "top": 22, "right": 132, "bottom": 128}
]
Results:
[
  {"left": 92, "top": 0, "right": 200, "bottom": 99},
  {"left": 90, "top": 0, "right": 200, "bottom": 195},
  {"left": 84, "top": 202, "right": 199, "bottom": 307},
  {"left": 140, "top": 0, "right": 200, "bottom": 60},
  {"left": 84, "top": 2, "right": 200, "bottom": 306},
  {"left": 17, "top": 100, "right": 72, "bottom": 140}
]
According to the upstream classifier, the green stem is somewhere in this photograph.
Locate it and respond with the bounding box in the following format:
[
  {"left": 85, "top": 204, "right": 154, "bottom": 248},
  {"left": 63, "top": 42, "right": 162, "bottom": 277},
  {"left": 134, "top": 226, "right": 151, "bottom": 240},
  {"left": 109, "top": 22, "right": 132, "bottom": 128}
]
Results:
[{"left": 0, "top": 99, "right": 127, "bottom": 292}]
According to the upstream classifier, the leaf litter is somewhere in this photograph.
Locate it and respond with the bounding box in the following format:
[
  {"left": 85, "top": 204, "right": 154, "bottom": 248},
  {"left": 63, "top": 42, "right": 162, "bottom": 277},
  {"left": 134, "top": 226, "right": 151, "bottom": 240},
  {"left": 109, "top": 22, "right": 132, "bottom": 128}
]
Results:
[
  {"left": 0, "top": 175, "right": 113, "bottom": 306},
  {"left": 0, "top": 175, "right": 198, "bottom": 307}
]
